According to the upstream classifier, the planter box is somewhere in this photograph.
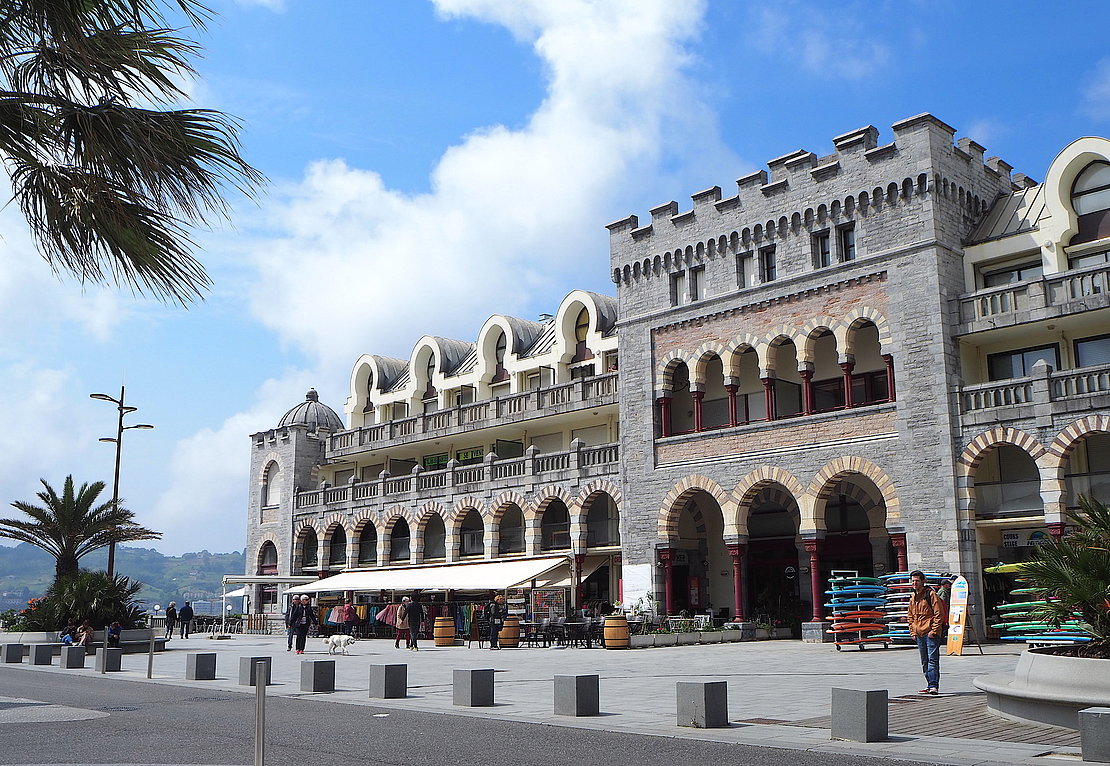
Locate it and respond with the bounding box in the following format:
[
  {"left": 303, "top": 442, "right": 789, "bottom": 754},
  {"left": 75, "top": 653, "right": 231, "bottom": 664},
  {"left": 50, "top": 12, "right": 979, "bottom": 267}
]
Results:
[
  {"left": 753, "top": 628, "right": 770, "bottom": 640},
  {"left": 770, "top": 628, "right": 793, "bottom": 640},
  {"left": 699, "top": 631, "right": 723, "bottom": 644},
  {"left": 721, "top": 630, "right": 743, "bottom": 642},
  {"left": 675, "top": 632, "right": 699, "bottom": 645},
  {"left": 653, "top": 633, "right": 678, "bottom": 646},
  {"left": 629, "top": 635, "right": 653, "bottom": 649}
]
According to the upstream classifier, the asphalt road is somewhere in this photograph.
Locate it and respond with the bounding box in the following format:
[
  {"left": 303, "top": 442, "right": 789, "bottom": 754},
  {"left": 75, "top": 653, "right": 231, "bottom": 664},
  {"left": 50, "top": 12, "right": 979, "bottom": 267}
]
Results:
[{"left": 0, "top": 667, "right": 929, "bottom": 766}]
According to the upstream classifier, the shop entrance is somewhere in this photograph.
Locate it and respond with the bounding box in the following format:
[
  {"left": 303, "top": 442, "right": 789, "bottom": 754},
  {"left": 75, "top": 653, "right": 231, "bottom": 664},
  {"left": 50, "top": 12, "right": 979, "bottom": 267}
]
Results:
[
  {"left": 672, "top": 490, "right": 732, "bottom": 617},
  {"left": 745, "top": 488, "right": 802, "bottom": 632}
]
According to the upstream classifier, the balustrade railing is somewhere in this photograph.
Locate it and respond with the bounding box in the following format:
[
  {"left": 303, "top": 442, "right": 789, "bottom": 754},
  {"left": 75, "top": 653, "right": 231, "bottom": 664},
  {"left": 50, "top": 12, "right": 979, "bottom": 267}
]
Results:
[
  {"left": 961, "top": 362, "right": 1110, "bottom": 414},
  {"left": 958, "top": 263, "right": 1110, "bottom": 324}
]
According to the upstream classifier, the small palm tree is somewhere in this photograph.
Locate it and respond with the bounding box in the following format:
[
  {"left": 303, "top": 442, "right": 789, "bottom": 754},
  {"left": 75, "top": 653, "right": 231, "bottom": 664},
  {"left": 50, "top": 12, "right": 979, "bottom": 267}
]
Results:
[
  {"left": 0, "top": 475, "right": 161, "bottom": 582},
  {"left": 1023, "top": 495, "right": 1110, "bottom": 648}
]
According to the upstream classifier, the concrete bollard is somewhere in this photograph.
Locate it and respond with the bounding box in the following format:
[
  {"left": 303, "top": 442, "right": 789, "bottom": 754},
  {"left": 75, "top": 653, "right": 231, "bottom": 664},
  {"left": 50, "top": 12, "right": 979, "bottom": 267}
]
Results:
[
  {"left": 554, "top": 674, "right": 599, "bottom": 717},
  {"left": 453, "top": 668, "right": 495, "bottom": 707},
  {"left": 60, "top": 646, "right": 86, "bottom": 669},
  {"left": 186, "top": 653, "right": 217, "bottom": 680},
  {"left": 238, "top": 656, "right": 271, "bottom": 686},
  {"left": 831, "top": 688, "right": 888, "bottom": 742},
  {"left": 1, "top": 644, "right": 24, "bottom": 663},
  {"left": 31, "top": 644, "right": 53, "bottom": 665},
  {"left": 95, "top": 648, "right": 123, "bottom": 672},
  {"left": 1079, "top": 707, "right": 1110, "bottom": 763},
  {"left": 368, "top": 664, "right": 407, "bottom": 699},
  {"left": 676, "top": 681, "right": 728, "bottom": 728},
  {"left": 301, "top": 660, "right": 335, "bottom": 693}
]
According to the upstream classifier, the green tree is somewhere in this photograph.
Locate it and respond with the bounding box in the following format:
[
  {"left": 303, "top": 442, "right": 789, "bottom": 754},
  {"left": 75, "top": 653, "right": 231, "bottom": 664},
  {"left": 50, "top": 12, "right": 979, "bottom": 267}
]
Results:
[
  {"left": 23, "top": 570, "right": 147, "bottom": 630},
  {"left": 1024, "top": 495, "right": 1110, "bottom": 649},
  {"left": 0, "top": 0, "right": 263, "bottom": 304},
  {"left": 0, "top": 475, "right": 161, "bottom": 582}
]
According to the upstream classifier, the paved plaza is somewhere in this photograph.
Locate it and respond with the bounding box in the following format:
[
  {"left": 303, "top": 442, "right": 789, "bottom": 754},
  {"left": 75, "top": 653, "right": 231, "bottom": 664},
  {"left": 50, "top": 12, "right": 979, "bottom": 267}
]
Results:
[{"left": 0, "top": 634, "right": 1094, "bottom": 765}]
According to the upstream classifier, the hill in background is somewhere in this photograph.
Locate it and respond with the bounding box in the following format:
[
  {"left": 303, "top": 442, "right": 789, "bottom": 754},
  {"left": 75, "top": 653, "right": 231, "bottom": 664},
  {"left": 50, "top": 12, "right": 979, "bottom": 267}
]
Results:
[{"left": 0, "top": 544, "right": 245, "bottom": 610}]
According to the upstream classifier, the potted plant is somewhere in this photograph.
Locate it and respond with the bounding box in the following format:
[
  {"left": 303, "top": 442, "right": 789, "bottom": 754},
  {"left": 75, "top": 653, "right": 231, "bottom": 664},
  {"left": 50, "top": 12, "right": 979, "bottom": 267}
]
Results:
[
  {"left": 721, "top": 622, "right": 744, "bottom": 642},
  {"left": 753, "top": 621, "right": 771, "bottom": 640},
  {"left": 650, "top": 628, "right": 676, "bottom": 647}
]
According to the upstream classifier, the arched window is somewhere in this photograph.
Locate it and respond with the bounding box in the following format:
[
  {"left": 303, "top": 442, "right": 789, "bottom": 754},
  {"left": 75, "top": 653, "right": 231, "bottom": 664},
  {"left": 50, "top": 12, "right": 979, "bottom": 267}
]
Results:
[
  {"left": 328, "top": 527, "right": 347, "bottom": 568},
  {"left": 257, "top": 542, "right": 278, "bottom": 575},
  {"left": 492, "top": 331, "right": 509, "bottom": 383},
  {"left": 498, "top": 505, "right": 524, "bottom": 554},
  {"left": 363, "top": 370, "right": 375, "bottom": 413},
  {"left": 585, "top": 494, "right": 620, "bottom": 547},
  {"left": 540, "top": 501, "right": 571, "bottom": 551},
  {"left": 668, "top": 362, "right": 694, "bottom": 434},
  {"left": 1070, "top": 161, "right": 1110, "bottom": 246},
  {"left": 357, "top": 525, "right": 378, "bottom": 567},
  {"left": 299, "top": 528, "right": 318, "bottom": 572},
  {"left": 460, "top": 510, "right": 484, "bottom": 557},
  {"left": 423, "top": 354, "right": 438, "bottom": 413},
  {"left": 390, "top": 519, "right": 411, "bottom": 562},
  {"left": 261, "top": 462, "right": 280, "bottom": 507},
  {"left": 573, "top": 308, "right": 593, "bottom": 362},
  {"left": 423, "top": 515, "right": 446, "bottom": 560}
]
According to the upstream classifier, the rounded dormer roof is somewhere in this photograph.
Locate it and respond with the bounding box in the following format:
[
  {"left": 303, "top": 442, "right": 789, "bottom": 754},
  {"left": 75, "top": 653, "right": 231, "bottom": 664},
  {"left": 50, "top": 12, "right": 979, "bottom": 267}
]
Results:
[{"left": 278, "top": 389, "right": 343, "bottom": 432}]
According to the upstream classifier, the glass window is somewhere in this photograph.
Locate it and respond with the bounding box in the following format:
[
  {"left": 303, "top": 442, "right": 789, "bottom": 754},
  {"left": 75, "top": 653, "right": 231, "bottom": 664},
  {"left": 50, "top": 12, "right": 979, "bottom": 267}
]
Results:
[
  {"left": 987, "top": 344, "right": 1059, "bottom": 381},
  {"left": 982, "top": 260, "right": 1043, "bottom": 287},
  {"left": 670, "top": 271, "right": 687, "bottom": 306},
  {"left": 689, "top": 266, "right": 704, "bottom": 301},
  {"left": 759, "top": 246, "right": 777, "bottom": 282},
  {"left": 838, "top": 225, "right": 856, "bottom": 262},
  {"left": 1076, "top": 334, "right": 1110, "bottom": 368},
  {"left": 1069, "top": 250, "right": 1110, "bottom": 270},
  {"left": 575, "top": 308, "right": 590, "bottom": 342},
  {"left": 813, "top": 232, "right": 831, "bottom": 268},
  {"left": 1072, "top": 161, "right": 1110, "bottom": 215}
]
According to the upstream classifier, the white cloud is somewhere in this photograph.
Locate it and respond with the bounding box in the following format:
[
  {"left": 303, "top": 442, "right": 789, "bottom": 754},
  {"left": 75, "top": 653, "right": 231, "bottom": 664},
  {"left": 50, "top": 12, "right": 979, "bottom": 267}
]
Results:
[
  {"left": 752, "top": 5, "right": 890, "bottom": 81},
  {"left": 963, "top": 118, "right": 1007, "bottom": 150},
  {"left": 148, "top": 372, "right": 315, "bottom": 555},
  {"left": 243, "top": 0, "right": 716, "bottom": 371},
  {"left": 1083, "top": 58, "right": 1110, "bottom": 121}
]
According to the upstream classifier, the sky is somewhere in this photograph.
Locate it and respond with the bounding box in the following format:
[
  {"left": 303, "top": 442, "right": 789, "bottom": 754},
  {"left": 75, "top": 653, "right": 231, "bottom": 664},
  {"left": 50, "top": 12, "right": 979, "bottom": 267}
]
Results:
[{"left": 0, "top": 0, "right": 1108, "bottom": 556}]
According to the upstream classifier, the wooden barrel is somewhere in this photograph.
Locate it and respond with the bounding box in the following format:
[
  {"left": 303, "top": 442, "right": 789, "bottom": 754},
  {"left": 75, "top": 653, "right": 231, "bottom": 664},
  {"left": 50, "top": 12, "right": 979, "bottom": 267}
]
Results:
[
  {"left": 500, "top": 616, "right": 520, "bottom": 648},
  {"left": 433, "top": 616, "right": 456, "bottom": 647},
  {"left": 603, "top": 615, "right": 630, "bottom": 649}
]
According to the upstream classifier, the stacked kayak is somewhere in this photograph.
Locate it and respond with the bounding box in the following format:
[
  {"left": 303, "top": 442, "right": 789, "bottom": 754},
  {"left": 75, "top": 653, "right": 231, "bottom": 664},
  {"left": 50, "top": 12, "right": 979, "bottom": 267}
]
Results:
[
  {"left": 983, "top": 566, "right": 1093, "bottom": 644},
  {"left": 874, "top": 571, "right": 949, "bottom": 644},
  {"left": 824, "top": 576, "right": 889, "bottom": 650}
]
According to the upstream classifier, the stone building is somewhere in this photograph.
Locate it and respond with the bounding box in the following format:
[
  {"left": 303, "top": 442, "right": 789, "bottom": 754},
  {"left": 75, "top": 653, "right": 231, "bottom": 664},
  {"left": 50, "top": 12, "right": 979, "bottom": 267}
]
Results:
[
  {"left": 243, "top": 114, "right": 1110, "bottom": 637},
  {"left": 244, "top": 290, "right": 621, "bottom": 612},
  {"left": 607, "top": 115, "right": 1110, "bottom": 637}
]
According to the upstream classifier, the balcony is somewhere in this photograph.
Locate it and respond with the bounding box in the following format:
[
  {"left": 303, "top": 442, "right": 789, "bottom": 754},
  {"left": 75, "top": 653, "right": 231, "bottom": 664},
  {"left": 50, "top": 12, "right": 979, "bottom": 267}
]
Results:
[
  {"left": 295, "top": 440, "right": 620, "bottom": 516},
  {"left": 955, "top": 262, "right": 1110, "bottom": 335},
  {"left": 959, "top": 361, "right": 1110, "bottom": 427},
  {"left": 328, "top": 373, "right": 618, "bottom": 457}
]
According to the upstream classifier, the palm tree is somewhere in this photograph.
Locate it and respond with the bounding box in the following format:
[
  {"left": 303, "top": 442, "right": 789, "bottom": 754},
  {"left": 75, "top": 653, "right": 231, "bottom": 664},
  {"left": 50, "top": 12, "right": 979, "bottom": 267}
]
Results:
[
  {"left": 1023, "top": 495, "right": 1110, "bottom": 648},
  {"left": 0, "top": 0, "right": 263, "bottom": 304},
  {"left": 0, "top": 475, "right": 161, "bottom": 582}
]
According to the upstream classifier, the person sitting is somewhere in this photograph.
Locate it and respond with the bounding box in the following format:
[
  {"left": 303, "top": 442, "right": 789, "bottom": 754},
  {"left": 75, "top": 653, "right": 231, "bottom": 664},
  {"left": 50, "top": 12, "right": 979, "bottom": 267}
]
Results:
[
  {"left": 59, "top": 623, "right": 77, "bottom": 645},
  {"left": 74, "top": 620, "right": 95, "bottom": 647},
  {"left": 106, "top": 621, "right": 123, "bottom": 648}
]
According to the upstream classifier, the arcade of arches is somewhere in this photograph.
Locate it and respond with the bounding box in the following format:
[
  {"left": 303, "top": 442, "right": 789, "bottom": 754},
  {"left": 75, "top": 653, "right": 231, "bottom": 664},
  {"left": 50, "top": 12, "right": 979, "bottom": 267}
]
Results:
[{"left": 658, "top": 472, "right": 898, "bottom": 633}]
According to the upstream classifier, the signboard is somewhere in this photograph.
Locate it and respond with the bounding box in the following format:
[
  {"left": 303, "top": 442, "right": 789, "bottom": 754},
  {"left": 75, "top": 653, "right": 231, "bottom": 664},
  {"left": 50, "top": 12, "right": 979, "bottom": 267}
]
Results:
[
  {"left": 620, "top": 563, "right": 652, "bottom": 613},
  {"left": 530, "top": 587, "right": 566, "bottom": 619},
  {"left": 422, "top": 453, "right": 448, "bottom": 469},
  {"left": 1002, "top": 528, "right": 1053, "bottom": 548},
  {"left": 945, "top": 575, "right": 969, "bottom": 656},
  {"left": 456, "top": 446, "right": 484, "bottom": 463}
]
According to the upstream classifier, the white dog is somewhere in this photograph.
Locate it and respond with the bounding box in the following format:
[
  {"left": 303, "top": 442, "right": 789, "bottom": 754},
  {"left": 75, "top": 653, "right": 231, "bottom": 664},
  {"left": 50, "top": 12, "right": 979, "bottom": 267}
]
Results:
[{"left": 322, "top": 634, "right": 356, "bottom": 655}]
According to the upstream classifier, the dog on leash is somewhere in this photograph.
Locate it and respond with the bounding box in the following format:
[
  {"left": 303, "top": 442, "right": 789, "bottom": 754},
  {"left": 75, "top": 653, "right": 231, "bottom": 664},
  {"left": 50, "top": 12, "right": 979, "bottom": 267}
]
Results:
[{"left": 322, "top": 634, "right": 356, "bottom": 655}]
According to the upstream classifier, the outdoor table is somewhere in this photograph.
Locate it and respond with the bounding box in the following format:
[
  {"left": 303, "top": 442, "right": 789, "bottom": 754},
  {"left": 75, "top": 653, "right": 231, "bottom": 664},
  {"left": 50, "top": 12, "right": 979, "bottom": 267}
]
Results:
[
  {"left": 518, "top": 622, "right": 549, "bottom": 647},
  {"left": 563, "top": 621, "right": 593, "bottom": 648}
]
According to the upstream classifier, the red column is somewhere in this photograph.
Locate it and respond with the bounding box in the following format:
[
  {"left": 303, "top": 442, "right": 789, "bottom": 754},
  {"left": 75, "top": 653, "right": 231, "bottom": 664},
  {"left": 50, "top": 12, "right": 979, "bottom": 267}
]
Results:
[
  {"left": 800, "top": 369, "right": 814, "bottom": 414},
  {"left": 840, "top": 361, "right": 855, "bottom": 408},
  {"left": 890, "top": 532, "right": 907, "bottom": 572},
  {"left": 727, "top": 543, "right": 746, "bottom": 621},
  {"left": 1046, "top": 523, "right": 1066, "bottom": 543},
  {"left": 659, "top": 549, "right": 675, "bottom": 615},
  {"left": 691, "top": 391, "right": 704, "bottom": 432},
  {"left": 658, "top": 396, "right": 672, "bottom": 437},
  {"left": 804, "top": 539, "right": 823, "bottom": 621},
  {"left": 574, "top": 553, "right": 585, "bottom": 607},
  {"left": 761, "top": 377, "right": 776, "bottom": 420},
  {"left": 725, "top": 385, "right": 738, "bottom": 427},
  {"left": 883, "top": 354, "right": 896, "bottom": 402}
]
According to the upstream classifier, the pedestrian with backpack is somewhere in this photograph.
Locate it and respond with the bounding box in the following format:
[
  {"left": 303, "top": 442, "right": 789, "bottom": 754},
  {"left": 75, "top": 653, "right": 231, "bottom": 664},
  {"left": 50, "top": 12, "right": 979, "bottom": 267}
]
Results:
[{"left": 907, "top": 570, "right": 945, "bottom": 695}]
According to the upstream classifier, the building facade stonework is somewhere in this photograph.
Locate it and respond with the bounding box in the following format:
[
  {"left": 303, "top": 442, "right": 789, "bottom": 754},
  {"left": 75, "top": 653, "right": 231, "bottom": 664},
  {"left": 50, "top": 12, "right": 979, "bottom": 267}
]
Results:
[{"left": 244, "top": 115, "right": 1110, "bottom": 637}]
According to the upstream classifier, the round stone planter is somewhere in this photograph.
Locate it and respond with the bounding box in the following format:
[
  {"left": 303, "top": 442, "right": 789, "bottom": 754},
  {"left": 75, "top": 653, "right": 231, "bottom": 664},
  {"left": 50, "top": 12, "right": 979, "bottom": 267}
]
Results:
[{"left": 974, "top": 648, "right": 1110, "bottom": 729}]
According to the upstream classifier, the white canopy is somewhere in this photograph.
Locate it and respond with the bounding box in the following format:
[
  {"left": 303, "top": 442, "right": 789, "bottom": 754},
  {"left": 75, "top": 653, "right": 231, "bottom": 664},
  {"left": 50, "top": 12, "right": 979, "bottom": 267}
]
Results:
[
  {"left": 531, "top": 555, "right": 608, "bottom": 589},
  {"left": 284, "top": 556, "right": 568, "bottom": 594},
  {"left": 221, "top": 575, "right": 317, "bottom": 585},
  {"left": 223, "top": 587, "right": 249, "bottom": 598}
]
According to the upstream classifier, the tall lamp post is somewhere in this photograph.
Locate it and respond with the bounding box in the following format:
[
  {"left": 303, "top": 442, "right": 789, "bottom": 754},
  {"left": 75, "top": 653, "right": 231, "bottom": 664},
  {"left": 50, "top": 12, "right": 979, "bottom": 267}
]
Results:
[{"left": 90, "top": 385, "right": 153, "bottom": 577}]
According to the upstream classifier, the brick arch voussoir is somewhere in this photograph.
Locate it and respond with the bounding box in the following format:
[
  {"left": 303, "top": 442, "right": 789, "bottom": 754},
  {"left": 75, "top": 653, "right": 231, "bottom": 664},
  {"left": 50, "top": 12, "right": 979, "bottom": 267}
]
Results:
[
  {"left": 657, "top": 351, "right": 690, "bottom": 393},
  {"left": 255, "top": 537, "right": 282, "bottom": 572},
  {"left": 723, "top": 333, "right": 762, "bottom": 377},
  {"left": 657, "top": 474, "right": 733, "bottom": 541},
  {"left": 843, "top": 306, "right": 894, "bottom": 352},
  {"left": 957, "top": 427, "right": 1046, "bottom": 476},
  {"left": 413, "top": 501, "right": 448, "bottom": 534},
  {"left": 489, "top": 491, "right": 527, "bottom": 526},
  {"left": 806, "top": 456, "right": 899, "bottom": 526},
  {"left": 798, "top": 316, "right": 838, "bottom": 363},
  {"left": 529, "top": 486, "right": 574, "bottom": 523},
  {"left": 691, "top": 342, "right": 728, "bottom": 384},
  {"left": 577, "top": 479, "right": 623, "bottom": 511},
  {"left": 1045, "top": 415, "right": 1110, "bottom": 475},
  {"left": 449, "top": 497, "right": 485, "bottom": 534},
  {"left": 382, "top": 507, "right": 415, "bottom": 533}
]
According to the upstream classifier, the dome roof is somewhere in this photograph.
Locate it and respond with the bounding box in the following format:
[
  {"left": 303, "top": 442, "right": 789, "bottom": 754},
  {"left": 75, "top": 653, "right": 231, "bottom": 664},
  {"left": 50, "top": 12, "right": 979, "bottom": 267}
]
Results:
[{"left": 278, "top": 389, "right": 343, "bottom": 432}]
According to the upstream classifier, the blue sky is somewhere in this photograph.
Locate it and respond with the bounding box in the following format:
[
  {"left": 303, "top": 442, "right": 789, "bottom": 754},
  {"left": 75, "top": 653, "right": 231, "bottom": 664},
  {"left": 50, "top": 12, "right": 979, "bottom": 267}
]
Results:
[{"left": 1, "top": 0, "right": 1108, "bottom": 556}]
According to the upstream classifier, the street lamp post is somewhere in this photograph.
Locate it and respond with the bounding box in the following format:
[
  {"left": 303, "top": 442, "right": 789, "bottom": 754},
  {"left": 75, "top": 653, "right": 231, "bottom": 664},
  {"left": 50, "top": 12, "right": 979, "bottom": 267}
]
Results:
[{"left": 90, "top": 385, "right": 153, "bottom": 578}]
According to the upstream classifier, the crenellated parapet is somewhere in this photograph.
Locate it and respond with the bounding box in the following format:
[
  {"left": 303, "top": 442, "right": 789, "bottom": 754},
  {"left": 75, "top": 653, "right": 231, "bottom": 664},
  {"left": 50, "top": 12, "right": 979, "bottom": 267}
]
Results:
[{"left": 608, "top": 113, "right": 1020, "bottom": 287}]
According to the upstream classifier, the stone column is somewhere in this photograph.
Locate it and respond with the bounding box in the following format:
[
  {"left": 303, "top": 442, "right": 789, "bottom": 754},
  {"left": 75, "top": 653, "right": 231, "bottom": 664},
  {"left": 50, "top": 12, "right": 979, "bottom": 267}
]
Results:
[
  {"left": 658, "top": 396, "right": 672, "bottom": 438},
  {"left": 691, "top": 391, "right": 704, "bottom": 432},
  {"left": 761, "top": 377, "right": 776, "bottom": 420},
  {"left": 726, "top": 543, "right": 746, "bottom": 621},
  {"left": 659, "top": 548, "right": 675, "bottom": 615},
  {"left": 882, "top": 354, "right": 896, "bottom": 401},
  {"left": 840, "top": 361, "right": 855, "bottom": 409},
  {"left": 890, "top": 532, "right": 908, "bottom": 572},
  {"left": 725, "top": 385, "right": 738, "bottom": 427},
  {"left": 800, "top": 368, "right": 814, "bottom": 415},
  {"left": 804, "top": 539, "right": 823, "bottom": 621},
  {"left": 574, "top": 554, "right": 585, "bottom": 608}
]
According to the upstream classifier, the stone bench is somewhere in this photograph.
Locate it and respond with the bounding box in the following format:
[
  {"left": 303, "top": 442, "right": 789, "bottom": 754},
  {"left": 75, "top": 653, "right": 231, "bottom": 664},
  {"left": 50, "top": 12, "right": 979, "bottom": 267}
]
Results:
[
  {"left": 676, "top": 681, "right": 728, "bottom": 728},
  {"left": 2, "top": 643, "right": 23, "bottom": 663},
  {"left": 1079, "top": 707, "right": 1110, "bottom": 763},
  {"left": 95, "top": 648, "right": 123, "bottom": 672},
  {"left": 454, "top": 668, "right": 494, "bottom": 707},
  {"left": 831, "top": 688, "right": 887, "bottom": 742},
  {"left": 369, "top": 664, "right": 407, "bottom": 699},
  {"left": 301, "top": 660, "right": 335, "bottom": 693},
  {"left": 186, "top": 653, "right": 217, "bottom": 680},
  {"left": 554, "top": 674, "right": 599, "bottom": 717},
  {"left": 239, "top": 657, "right": 272, "bottom": 686}
]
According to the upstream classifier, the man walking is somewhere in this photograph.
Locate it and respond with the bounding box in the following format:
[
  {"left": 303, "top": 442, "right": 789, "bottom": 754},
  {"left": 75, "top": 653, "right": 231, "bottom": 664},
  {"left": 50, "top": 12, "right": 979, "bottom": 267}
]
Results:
[
  {"left": 908, "top": 570, "right": 945, "bottom": 695},
  {"left": 405, "top": 596, "right": 425, "bottom": 651},
  {"left": 291, "top": 595, "right": 317, "bottom": 654},
  {"left": 178, "top": 601, "right": 194, "bottom": 639},
  {"left": 284, "top": 595, "right": 298, "bottom": 651}
]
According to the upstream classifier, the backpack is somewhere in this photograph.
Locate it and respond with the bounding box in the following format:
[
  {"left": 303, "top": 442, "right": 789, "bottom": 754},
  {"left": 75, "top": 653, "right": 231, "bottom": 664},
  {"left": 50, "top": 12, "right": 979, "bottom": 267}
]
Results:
[{"left": 932, "top": 587, "right": 950, "bottom": 638}]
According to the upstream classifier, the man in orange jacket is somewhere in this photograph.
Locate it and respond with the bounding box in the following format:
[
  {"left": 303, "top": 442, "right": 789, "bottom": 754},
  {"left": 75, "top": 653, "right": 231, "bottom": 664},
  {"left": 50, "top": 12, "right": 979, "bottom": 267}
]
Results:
[{"left": 907, "top": 570, "right": 945, "bottom": 695}]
